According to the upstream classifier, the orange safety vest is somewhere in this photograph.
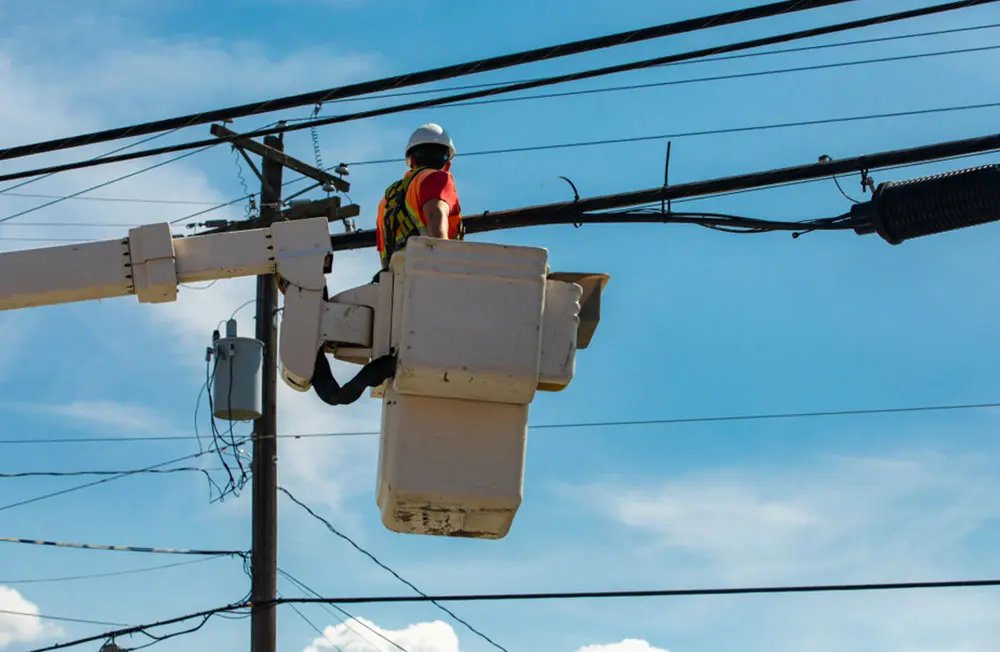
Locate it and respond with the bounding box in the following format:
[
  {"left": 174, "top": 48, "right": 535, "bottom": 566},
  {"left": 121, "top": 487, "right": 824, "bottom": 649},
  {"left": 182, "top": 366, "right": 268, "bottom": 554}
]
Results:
[{"left": 376, "top": 167, "right": 463, "bottom": 270}]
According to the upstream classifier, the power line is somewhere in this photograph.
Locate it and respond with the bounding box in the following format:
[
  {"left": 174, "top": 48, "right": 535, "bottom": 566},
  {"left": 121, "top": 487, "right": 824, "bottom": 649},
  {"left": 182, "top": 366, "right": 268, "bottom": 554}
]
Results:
[
  {"left": 280, "top": 569, "right": 409, "bottom": 652},
  {"left": 282, "top": 597, "right": 346, "bottom": 652},
  {"left": 0, "top": 466, "right": 221, "bottom": 479},
  {"left": 0, "top": 192, "right": 218, "bottom": 206},
  {"left": 0, "top": 144, "right": 213, "bottom": 225},
  {"left": 278, "top": 486, "right": 509, "bottom": 652},
  {"left": 0, "top": 536, "right": 245, "bottom": 556},
  {"left": 1, "top": 401, "right": 996, "bottom": 446},
  {"left": 0, "top": 0, "right": 863, "bottom": 164},
  {"left": 20, "top": 602, "right": 248, "bottom": 652},
  {"left": 288, "top": 21, "right": 1000, "bottom": 109},
  {"left": 0, "top": 439, "right": 247, "bottom": 512},
  {"left": 0, "top": 39, "right": 983, "bottom": 231},
  {"left": 0, "top": 555, "right": 226, "bottom": 585},
  {"left": 63, "top": 97, "right": 1000, "bottom": 234},
  {"left": 276, "top": 578, "right": 1000, "bottom": 605},
  {"left": 444, "top": 43, "right": 1000, "bottom": 110},
  {"left": 2, "top": 0, "right": 990, "bottom": 185},
  {"left": 0, "top": 608, "right": 127, "bottom": 628}
]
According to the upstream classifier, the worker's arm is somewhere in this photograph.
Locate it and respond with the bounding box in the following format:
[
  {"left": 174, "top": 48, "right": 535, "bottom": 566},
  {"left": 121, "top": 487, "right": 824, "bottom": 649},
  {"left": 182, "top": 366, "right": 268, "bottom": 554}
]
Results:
[{"left": 422, "top": 198, "right": 451, "bottom": 239}]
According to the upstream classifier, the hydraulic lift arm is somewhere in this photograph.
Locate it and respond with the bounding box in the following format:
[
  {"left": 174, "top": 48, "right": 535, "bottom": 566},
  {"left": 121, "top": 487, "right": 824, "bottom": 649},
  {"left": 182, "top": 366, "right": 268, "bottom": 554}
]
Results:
[{"left": 0, "top": 216, "right": 366, "bottom": 392}]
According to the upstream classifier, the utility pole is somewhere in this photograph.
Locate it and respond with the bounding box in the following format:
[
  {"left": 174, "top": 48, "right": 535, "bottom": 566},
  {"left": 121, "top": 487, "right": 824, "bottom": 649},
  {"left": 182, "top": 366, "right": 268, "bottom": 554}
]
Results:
[
  {"left": 207, "top": 123, "right": 356, "bottom": 652},
  {"left": 251, "top": 134, "right": 283, "bottom": 652}
]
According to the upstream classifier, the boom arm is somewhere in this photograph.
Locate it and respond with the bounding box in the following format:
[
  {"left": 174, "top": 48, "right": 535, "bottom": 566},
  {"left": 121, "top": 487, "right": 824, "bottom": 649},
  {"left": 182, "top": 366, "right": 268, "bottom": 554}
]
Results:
[{"left": 0, "top": 217, "right": 368, "bottom": 389}]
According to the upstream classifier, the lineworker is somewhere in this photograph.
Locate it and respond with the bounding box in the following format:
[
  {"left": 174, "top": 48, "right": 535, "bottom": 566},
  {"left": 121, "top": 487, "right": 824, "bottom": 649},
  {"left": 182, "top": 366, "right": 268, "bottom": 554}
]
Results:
[{"left": 375, "top": 123, "right": 463, "bottom": 271}]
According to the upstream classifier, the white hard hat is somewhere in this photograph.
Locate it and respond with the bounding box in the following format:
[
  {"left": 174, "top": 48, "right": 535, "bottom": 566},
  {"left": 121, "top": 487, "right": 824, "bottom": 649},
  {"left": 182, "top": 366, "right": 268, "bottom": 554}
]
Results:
[{"left": 406, "top": 123, "right": 455, "bottom": 159}]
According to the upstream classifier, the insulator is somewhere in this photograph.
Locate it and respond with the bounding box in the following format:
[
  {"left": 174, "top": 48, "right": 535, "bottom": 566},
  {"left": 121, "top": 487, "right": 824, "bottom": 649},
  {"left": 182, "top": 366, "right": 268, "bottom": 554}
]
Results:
[{"left": 851, "top": 164, "right": 1000, "bottom": 244}]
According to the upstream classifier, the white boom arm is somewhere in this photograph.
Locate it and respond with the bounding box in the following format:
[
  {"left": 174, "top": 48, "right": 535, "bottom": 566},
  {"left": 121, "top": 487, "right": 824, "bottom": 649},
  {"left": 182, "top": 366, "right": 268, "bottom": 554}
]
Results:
[{"left": 0, "top": 217, "right": 366, "bottom": 390}]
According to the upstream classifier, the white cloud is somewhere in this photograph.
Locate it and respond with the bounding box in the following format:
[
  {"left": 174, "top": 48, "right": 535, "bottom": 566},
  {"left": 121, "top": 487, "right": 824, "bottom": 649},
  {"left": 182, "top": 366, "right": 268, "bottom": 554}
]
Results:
[
  {"left": 304, "top": 617, "right": 458, "bottom": 652},
  {"left": 0, "top": 586, "right": 59, "bottom": 647},
  {"left": 16, "top": 399, "right": 172, "bottom": 434},
  {"left": 574, "top": 450, "right": 1000, "bottom": 652},
  {"left": 301, "top": 618, "right": 670, "bottom": 652},
  {"left": 577, "top": 641, "right": 669, "bottom": 652}
]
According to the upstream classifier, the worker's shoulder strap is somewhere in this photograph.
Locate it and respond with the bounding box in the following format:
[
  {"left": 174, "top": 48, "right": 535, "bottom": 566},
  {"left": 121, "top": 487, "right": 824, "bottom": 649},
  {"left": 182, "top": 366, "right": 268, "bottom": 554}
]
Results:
[{"left": 381, "top": 168, "right": 431, "bottom": 269}]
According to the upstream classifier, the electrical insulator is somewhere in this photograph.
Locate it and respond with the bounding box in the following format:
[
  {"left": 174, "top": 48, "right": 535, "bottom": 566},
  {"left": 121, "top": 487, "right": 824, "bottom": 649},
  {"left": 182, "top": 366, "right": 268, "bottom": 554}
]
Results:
[
  {"left": 100, "top": 642, "right": 122, "bottom": 652},
  {"left": 851, "top": 164, "right": 1000, "bottom": 244}
]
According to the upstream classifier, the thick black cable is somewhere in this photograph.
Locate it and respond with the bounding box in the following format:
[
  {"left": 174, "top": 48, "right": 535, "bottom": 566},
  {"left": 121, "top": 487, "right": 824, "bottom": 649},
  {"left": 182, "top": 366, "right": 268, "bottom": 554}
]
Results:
[
  {"left": 20, "top": 602, "right": 248, "bottom": 652},
  {"left": 1, "top": 0, "right": 990, "bottom": 185},
  {"left": 444, "top": 43, "right": 1000, "bottom": 110},
  {"left": 327, "top": 127, "right": 1000, "bottom": 250},
  {"left": 1, "top": 401, "right": 997, "bottom": 445},
  {"left": 155, "top": 98, "right": 1000, "bottom": 230},
  {"left": 276, "top": 578, "right": 1000, "bottom": 605},
  {"left": 285, "top": 21, "right": 1000, "bottom": 109},
  {"left": 0, "top": 0, "right": 862, "bottom": 164},
  {"left": 279, "top": 486, "right": 509, "bottom": 652},
  {"left": 0, "top": 24, "right": 985, "bottom": 219}
]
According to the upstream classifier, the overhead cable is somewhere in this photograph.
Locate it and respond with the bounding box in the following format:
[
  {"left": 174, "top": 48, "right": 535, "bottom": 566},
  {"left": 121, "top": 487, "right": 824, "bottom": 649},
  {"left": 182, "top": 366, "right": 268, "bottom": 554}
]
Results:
[
  {"left": 21, "top": 602, "right": 248, "bottom": 652},
  {"left": 0, "top": 440, "right": 247, "bottom": 513},
  {"left": 275, "top": 578, "right": 1000, "bottom": 605},
  {"left": 0, "top": 608, "right": 127, "bottom": 628},
  {"left": 0, "top": 44, "right": 990, "bottom": 224},
  {"left": 326, "top": 129, "right": 1000, "bottom": 250},
  {"left": 287, "top": 21, "right": 1000, "bottom": 108},
  {"left": 0, "top": 555, "right": 226, "bottom": 585},
  {"left": 159, "top": 98, "right": 1000, "bottom": 229},
  {"left": 280, "top": 569, "right": 408, "bottom": 652},
  {"left": 1, "top": 401, "right": 997, "bottom": 445},
  {"left": 1, "top": 0, "right": 991, "bottom": 185},
  {"left": 279, "top": 486, "right": 509, "bottom": 652},
  {"left": 0, "top": 536, "right": 245, "bottom": 556},
  {"left": 0, "top": 0, "right": 864, "bottom": 164}
]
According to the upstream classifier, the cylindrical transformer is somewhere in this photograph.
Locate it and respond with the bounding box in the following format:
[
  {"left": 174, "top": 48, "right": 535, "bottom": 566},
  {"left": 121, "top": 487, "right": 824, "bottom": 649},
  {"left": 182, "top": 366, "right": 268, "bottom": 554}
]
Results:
[
  {"left": 212, "top": 319, "right": 264, "bottom": 421},
  {"left": 851, "top": 164, "right": 1000, "bottom": 244}
]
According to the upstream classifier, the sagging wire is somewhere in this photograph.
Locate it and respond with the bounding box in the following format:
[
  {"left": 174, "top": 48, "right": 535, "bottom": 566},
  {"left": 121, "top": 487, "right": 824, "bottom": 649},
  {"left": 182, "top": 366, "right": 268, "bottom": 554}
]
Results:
[
  {"left": 231, "top": 147, "right": 259, "bottom": 220},
  {"left": 594, "top": 204, "right": 856, "bottom": 238}
]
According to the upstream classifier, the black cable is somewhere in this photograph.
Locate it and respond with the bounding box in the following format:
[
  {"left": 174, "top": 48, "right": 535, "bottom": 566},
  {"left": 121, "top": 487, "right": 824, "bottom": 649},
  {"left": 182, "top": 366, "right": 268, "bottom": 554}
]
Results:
[
  {"left": 167, "top": 99, "right": 1000, "bottom": 228},
  {"left": 0, "top": 467, "right": 218, "bottom": 480},
  {"left": 0, "top": 144, "right": 213, "bottom": 224},
  {"left": 282, "top": 597, "right": 347, "bottom": 652},
  {"left": 1, "top": 401, "right": 997, "bottom": 445},
  {"left": 0, "top": 0, "right": 863, "bottom": 164},
  {"left": 1, "top": 0, "right": 991, "bottom": 185},
  {"left": 276, "top": 578, "right": 1000, "bottom": 605},
  {"left": 0, "top": 536, "right": 246, "bottom": 556},
  {"left": 280, "top": 569, "right": 409, "bottom": 652},
  {"left": 284, "top": 21, "right": 1000, "bottom": 109},
  {"left": 0, "top": 440, "right": 247, "bottom": 512},
  {"left": 0, "top": 555, "right": 225, "bottom": 585},
  {"left": 443, "top": 43, "right": 1000, "bottom": 110},
  {"left": 20, "top": 602, "right": 248, "bottom": 652},
  {"left": 278, "top": 486, "right": 509, "bottom": 652}
]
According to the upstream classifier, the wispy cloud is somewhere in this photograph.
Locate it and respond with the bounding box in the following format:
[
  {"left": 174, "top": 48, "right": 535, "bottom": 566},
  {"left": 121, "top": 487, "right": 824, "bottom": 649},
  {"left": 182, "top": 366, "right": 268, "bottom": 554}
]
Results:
[
  {"left": 15, "top": 400, "right": 172, "bottom": 435},
  {"left": 569, "top": 449, "right": 1000, "bottom": 652}
]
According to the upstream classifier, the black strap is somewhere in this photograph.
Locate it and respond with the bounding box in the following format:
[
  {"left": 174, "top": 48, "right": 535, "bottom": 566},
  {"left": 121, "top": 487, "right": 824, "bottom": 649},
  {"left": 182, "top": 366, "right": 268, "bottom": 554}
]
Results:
[{"left": 311, "top": 349, "right": 396, "bottom": 406}]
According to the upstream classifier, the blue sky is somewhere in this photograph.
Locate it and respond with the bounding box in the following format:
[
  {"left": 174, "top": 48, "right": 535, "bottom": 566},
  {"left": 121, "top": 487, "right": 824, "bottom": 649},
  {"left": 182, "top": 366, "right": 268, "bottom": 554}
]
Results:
[{"left": 1, "top": 1, "right": 999, "bottom": 651}]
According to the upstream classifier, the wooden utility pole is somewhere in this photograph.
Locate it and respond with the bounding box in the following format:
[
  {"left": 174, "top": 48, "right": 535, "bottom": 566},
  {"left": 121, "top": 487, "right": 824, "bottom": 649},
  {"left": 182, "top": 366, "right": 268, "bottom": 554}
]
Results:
[
  {"left": 251, "top": 134, "right": 283, "bottom": 652},
  {"left": 208, "top": 124, "right": 356, "bottom": 652}
]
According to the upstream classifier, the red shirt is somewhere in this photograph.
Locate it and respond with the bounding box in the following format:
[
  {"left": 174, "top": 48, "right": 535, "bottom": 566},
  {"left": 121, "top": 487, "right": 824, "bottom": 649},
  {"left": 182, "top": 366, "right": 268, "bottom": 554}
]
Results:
[{"left": 415, "top": 169, "right": 461, "bottom": 218}]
